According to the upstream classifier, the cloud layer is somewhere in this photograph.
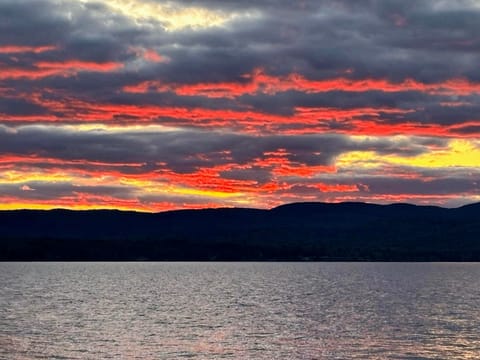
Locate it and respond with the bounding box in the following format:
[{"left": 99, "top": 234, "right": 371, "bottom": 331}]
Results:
[{"left": 1, "top": 0, "right": 480, "bottom": 210}]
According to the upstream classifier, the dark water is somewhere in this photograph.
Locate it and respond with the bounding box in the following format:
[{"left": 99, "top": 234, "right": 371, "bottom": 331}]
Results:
[{"left": 1, "top": 262, "right": 479, "bottom": 359}]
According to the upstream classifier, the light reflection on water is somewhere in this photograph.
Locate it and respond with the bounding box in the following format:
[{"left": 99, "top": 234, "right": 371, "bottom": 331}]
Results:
[{"left": 1, "top": 262, "right": 479, "bottom": 359}]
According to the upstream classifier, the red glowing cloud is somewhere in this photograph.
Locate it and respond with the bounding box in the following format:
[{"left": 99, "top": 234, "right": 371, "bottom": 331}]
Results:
[
  {"left": 2, "top": 0, "right": 480, "bottom": 211},
  {"left": 0, "top": 45, "right": 57, "bottom": 54},
  {"left": 123, "top": 70, "right": 480, "bottom": 98}
]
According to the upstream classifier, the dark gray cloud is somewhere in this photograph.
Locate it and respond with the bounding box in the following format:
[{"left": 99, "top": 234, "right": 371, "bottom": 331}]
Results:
[
  {"left": 0, "top": 125, "right": 446, "bottom": 173},
  {"left": 0, "top": 98, "right": 48, "bottom": 116},
  {"left": 219, "top": 167, "right": 273, "bottom": 184},
  {"left": 1, "top": 0, "right": 479, "bottom": 132},
  {"left": 358, "top": 177, "right": 480, "bottom": 196},
  {"left": 0, "top": 1, "right": 69, "bottom": 46}
]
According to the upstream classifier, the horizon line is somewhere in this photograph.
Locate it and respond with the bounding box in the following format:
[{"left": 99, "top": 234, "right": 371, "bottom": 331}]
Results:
[{"left": 2, "top": 200, "right": 478, "bottom": 214}]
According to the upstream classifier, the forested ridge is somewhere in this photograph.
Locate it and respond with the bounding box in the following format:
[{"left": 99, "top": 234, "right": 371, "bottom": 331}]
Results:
[{"left": 1, "top": 202, "right": 479, "bottom": 261}]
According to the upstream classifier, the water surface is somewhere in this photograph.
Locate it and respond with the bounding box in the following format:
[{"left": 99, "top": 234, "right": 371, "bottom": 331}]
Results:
[{"left": 1, "top": 262, "right": 479, "bottom": 359}]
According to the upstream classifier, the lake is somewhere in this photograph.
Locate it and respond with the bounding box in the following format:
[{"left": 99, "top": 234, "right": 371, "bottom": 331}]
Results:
[{"left": 1, "top": 262, "right": 479, "bottom": 359}]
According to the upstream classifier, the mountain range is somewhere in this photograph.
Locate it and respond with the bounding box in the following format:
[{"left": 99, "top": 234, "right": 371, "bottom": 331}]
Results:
[{"left": 1, "top": 202, "right": 479, "bottom": 261}]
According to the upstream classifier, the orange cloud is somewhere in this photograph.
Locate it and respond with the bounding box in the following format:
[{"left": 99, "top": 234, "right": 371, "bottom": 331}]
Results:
[
  {"left": 123, "top": 69, "right": 480, "bottom": 97},
  {"left": 0, "top": 61, "right": 123, "bottom": 80},
  {"left": 7, "top": 89, "right": 480, "bottom": 138},
  {"left": 2, "top": 148, "right": 479, "bottom": 211},
  {"left": 36, "top": 60, "right": 124, "bottom": 72},
  {"left": 0, "top": 68, "right": 63, "bottom": 80},
  {"left": 314, "top": 183, "right": 360, "bottom": 192},
  {"left": 4, "top": 88, "right": 480, "bottom": 138},
  {"left": 0, "top": 45, "right": 57, "bottom": 54},
  {"left": 143, "top": 49, "right": 165, "bottom": 63}
]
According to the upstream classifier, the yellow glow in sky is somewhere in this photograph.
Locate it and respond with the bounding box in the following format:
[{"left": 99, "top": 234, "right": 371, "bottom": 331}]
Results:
[
  {"left": 386, "top": 139, "right": 480, "bottom": 168},
  {"left": 336, "top": 139, "right": 480, "bottom": 169},
  {"left": 2, "top": 171, "right": 75, "bottom": 184},
  {"left": 119, "top": 177, "right": 244, "bottom": 199},
  {"left": 336, "top": 151, "right": 380, "bottom": 169},
  {"left": 95, "top": 0, "right": 240, "bottom": 30}
]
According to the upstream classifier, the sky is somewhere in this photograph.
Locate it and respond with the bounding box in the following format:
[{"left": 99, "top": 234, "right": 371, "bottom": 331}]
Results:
[{"left": 1, "top": 0, "right": 480, "bottom": 211}]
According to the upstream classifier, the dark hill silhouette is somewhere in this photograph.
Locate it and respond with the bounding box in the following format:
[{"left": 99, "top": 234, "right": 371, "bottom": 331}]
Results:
[{"left": 1, "top": 202, "right": 479, "bottom": 261}]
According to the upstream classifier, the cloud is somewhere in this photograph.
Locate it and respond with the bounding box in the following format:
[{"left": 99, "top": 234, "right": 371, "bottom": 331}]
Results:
[
  {"left": 2, "top": 182, "right": 129, "bottom": 200},
  {"left": 2, "top": 0, "right": 480, "bottom": 133},
  {"left": 1, "top": 0, "right": 480, "bottom": 210},
  {"left": 0, "top": 125, "right": 448, "bottom": 171}
]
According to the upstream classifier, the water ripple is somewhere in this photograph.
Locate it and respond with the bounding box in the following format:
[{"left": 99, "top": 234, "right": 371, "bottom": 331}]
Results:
[{"left": 1, "top": 262, "right": 480, "bottom": 359}]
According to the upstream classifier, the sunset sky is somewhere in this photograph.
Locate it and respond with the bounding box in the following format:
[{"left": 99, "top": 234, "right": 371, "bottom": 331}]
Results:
[{"left": 1, "top": 0, "right": 480, "bottom": 211}]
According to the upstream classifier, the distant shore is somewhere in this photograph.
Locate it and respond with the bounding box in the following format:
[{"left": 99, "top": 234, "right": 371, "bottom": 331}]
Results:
[{"left": 1, "top": 202, "right": 479, "bottom": 261}]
